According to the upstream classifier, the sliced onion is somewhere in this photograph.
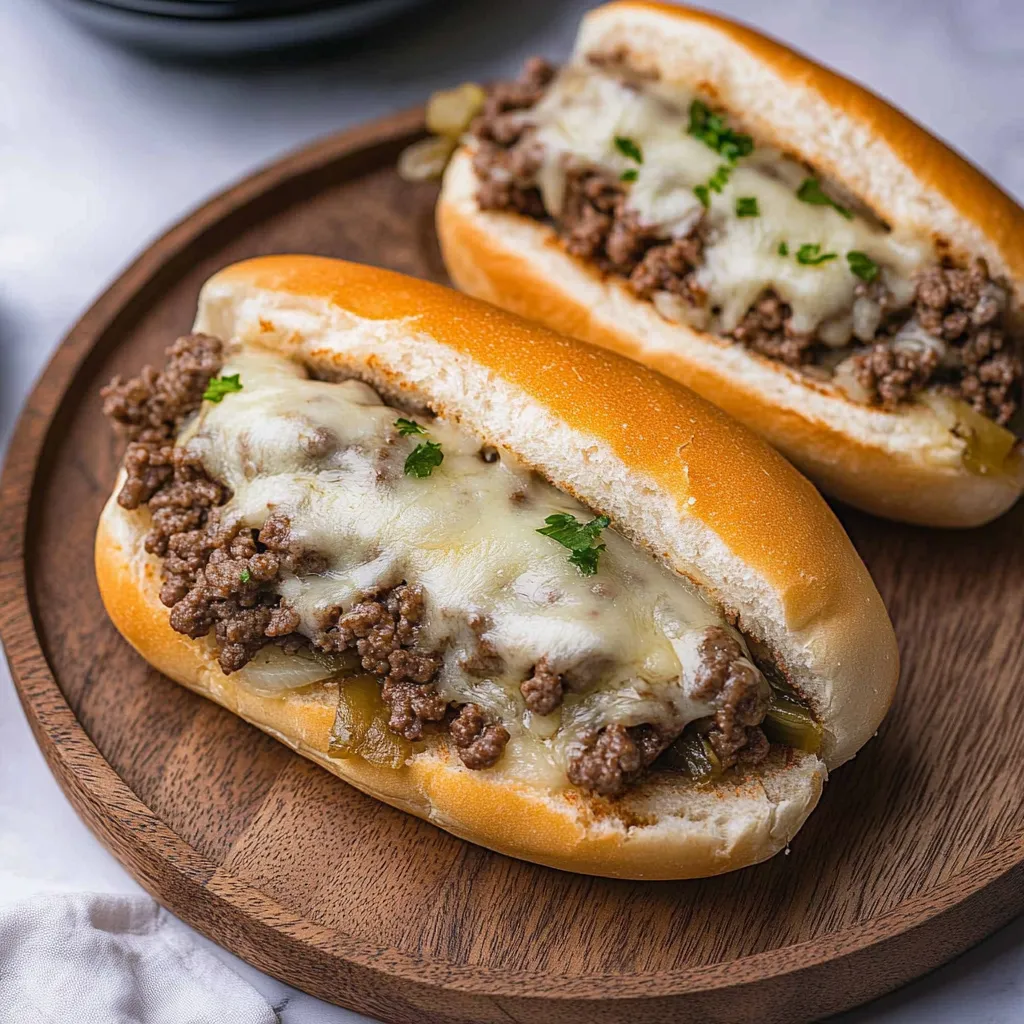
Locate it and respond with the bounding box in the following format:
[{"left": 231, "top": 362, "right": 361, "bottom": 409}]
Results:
[
  {"left": 235, "top": 646, "right": 353, "bottom": 697},
  {"left": 852, "top": 296, "right": 883, "bottom": 342},
  {"left": 652, "top": 291, "right": 709, "bottom": 331}
]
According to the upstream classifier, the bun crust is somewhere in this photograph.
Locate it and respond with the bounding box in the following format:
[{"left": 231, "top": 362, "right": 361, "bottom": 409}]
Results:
[
  {"left": 96, "top": 254, "right": 896, "bottom": 877},
  {"left": 435, "top": 1, "right": 1024, "bottom": 528}
]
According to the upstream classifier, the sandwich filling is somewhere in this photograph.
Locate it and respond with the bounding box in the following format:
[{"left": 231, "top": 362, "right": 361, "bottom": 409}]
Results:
[
  {"left": 469, "top": 56, "right": 1023, "bottom": 437},
  {"left": 102, "top": 333, "right": 820, "bottom": 798}
]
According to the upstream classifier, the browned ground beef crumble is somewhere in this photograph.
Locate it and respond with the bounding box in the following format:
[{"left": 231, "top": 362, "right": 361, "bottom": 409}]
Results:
[
  {"left": 520, "top": 657, "right": 564, "bottom": 715},
  {"left": 471, "top": 59, "right": 1023, "bottom": 428},
  {"left": 103, "top": 334, "right": 773, "bottom": 793}
]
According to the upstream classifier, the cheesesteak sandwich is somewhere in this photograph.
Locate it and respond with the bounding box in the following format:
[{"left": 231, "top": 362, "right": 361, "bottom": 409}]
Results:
[
  {"left": 96, "top": 255, "right": 897, "bottom": 878},
  {"left": 436, "top": 1, "right": 1024, "bottom": 527}
]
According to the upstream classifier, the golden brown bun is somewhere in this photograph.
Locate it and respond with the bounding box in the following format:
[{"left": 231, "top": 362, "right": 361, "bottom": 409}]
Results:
[
  {"left": 96, "top": 254, "right": 896, "bottom": 878},
  {"left": 436, "top": 1, "right": 1024, "bottom": 528}
]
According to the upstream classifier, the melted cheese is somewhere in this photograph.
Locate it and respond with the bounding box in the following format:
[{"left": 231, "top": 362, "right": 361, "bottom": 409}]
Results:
[
  {"left": 185, "top": 347, "right": 737, "bottom": 783},
  {"left": 530, "top": 66, "right": 932, "bottom": 335}
]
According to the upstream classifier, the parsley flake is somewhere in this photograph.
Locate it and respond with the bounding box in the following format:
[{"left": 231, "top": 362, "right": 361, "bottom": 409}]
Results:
[
  {"left": 778, "top": 241, "right": 789, "bottom": 256},
  {"left": 613, "top": 135, "right": 643, "bottom": 164},
  {"left": 736, "top": 196, "right": 759, "bottom": 217},
  {"left": 537, "top": 512, "right": 610, "bottom": 577},
  {"left": 240, "top": 568, "right": 252, "bottom": 584},
  {"left": 687, "top": 100, "right": 753, "bottom": 162},
  {"left": 405, "top": 440, "right": 444, "bottom": 478},
  {"left": 694, "top": 164, "right": 732, "bottom": 208},
  {"left": 795, "top": 243, "right": 838, "bottom": 266},
  {"left": 202, "top": 374, "right": 243, "bottom": 403},
  {"left": 847, "top": 250, "right": 879, "bottom": 282},
  {"left": 395, "top": 417, "right": 427, "bottom": 436},
  {"left": 796, "top": 178, "right": 852, "bottom": 220},
  {"left": 620, "top": 168, "right": 639, "bottom": 183}
]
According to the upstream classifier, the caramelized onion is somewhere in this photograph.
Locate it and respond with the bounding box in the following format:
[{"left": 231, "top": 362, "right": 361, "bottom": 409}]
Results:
[
  {"left": 329, "top": 675, "right": 411, "bottom": 769},
  {"left": 235, "top": 646, "right": 354, "bottom": 697},
  {"left": 921, "top": 392, "right": 1019, "bottom": 475},
  {"left": 397, "top": 135, "right": 457, "bottom": 183},
  {"left": 426, "top": 83, "right": 486, "bottom": 139}
]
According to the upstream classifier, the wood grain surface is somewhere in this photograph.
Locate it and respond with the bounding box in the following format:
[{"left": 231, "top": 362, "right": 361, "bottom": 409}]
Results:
[{"left": 2, "top": 109, "right": 1024, "bottom": 1024}]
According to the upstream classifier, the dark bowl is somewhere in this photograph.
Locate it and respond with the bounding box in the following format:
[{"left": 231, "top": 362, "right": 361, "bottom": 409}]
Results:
[{"left": 47, "top": 0, "right": 435, "bottom": 56}]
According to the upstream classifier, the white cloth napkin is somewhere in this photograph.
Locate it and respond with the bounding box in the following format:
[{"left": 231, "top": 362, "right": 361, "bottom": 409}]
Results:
[{"left": 0, "top": 892, "right": 278, "bottom": 1023}]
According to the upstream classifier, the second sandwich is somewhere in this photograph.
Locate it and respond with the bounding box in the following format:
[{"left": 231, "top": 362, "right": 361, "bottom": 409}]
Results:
[{"left": 437, "top": 0, "right": 1024, "bottom": 527}]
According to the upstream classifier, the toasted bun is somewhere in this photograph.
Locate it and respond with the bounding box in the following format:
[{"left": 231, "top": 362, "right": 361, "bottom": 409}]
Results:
[
  {"left": 96, "top": 254, "right": 897, "bottom": 878},
  {"left": 436, "top": 1, "right": 1024, "bottom": 527}
]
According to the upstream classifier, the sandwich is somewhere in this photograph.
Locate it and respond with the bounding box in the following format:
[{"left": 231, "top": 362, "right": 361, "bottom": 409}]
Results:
[
  {"left": 96, "top": 255, "right": 897, "bottom": 879},
  {"left": 436, "top": 0, "right": 1024, "bottom": 527}
]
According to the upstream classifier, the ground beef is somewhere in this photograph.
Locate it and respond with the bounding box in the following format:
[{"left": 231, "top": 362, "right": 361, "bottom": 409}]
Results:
[
  {"left": 565, "top": 626, "right": 772, "bottom": 797},
  {"left": 520, "top": 658, "right": 563, "bottom": 715},
  {"left": 629, "top": 235, "right": 705, "bottom": 301},
  {"left": 473, "top": 140, "right": 546, "bottom": 219},
  {"left": 314, "top": 584, "right": 448, "bottom": 741},
  {"left": 471, "top": 56, "right": 554, "bottom": 147},
  {"left": 913, "top": 260, "right": 1021, "bottom": 424},
  {"left": 729, "top": 293, "right": 816, "bottom": 367},
  {"left": 102, "top": 334, "right": 313, "bottom": 675},
  {"left": 851, "top": 343, "right": 939, "bottom": 410},
  {"left": 449, "top": 703, "right": 510, "bottom": 769},
  {"left": 102, "top": 334, "right": 223, "bottom": 444},
  {"left": 258, "top": 513, "right": 328, "bottom": 575},
  {"left": 566, "top": 723, "right": 669, "bottom": 798},
  {"left": 164, "top": 516, "right": 304, "bottom": 675},
  {"left": 472, "top": 56, "right": 553, "bottom": 217},
  {"left": 693, "top": 626, "right": 770, "bottom": 769}
]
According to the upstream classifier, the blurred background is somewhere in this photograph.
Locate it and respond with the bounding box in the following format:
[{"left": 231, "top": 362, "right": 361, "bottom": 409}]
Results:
[{"left": 1, "top": 0, "right": 1023, "bottom": 1021}]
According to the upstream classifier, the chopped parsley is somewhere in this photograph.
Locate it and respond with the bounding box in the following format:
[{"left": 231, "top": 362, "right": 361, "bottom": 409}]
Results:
[
  {"left": 694, "top": 163, "right": 732, "bottom": 209},
  {"left": 796, "top": 178, "right": 852, "bottom": 220},
  {"left": 687, "top": 100, "right": 753, "bottom": 162},
  {"left": 202, "top": 374, "right": 243, "bottom": 403},
  {"left": 537, "top": 512, "right": 610, "bottom": 576},
  {"left": 778, "top": 241, "right": 789, "bottom": 256},
  {"left": 405, "top": 440, "right": 444, "bottom": 478},
  {"left": 395, "top": 417, "right": 427, "bottom": 436},
  {"left": 735, "top": 196, "right": 759, "bottom": 217},
  {"left": 613, "top": 135, "right": 643, "bottom": 164},
  {"left": 795, "top": 243, "right": 838, "bottom": 266},
  {"left": 847, "top": 250, "right": 879, "bottom": 282},
  {"left": 239, "top": 568, "right": 251, "bottom": 584},
  {"left": 620, "top": 168, "right": 639, "bottom": 183}
]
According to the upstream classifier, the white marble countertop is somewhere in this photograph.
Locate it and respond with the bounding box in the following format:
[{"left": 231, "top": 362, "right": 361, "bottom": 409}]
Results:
[{"left": 2, "top": 0, "right": 1023, "bottom": 1020}]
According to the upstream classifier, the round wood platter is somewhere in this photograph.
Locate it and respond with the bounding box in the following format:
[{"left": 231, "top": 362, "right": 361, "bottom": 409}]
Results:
[{"left": 3, "top": 108, "right": 1024, "bottom": 1024}]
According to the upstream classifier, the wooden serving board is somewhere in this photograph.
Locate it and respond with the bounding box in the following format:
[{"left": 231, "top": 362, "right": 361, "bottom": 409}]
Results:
[{"left": 2, "top": 109, "right": 1024, "bottom": 1024}]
